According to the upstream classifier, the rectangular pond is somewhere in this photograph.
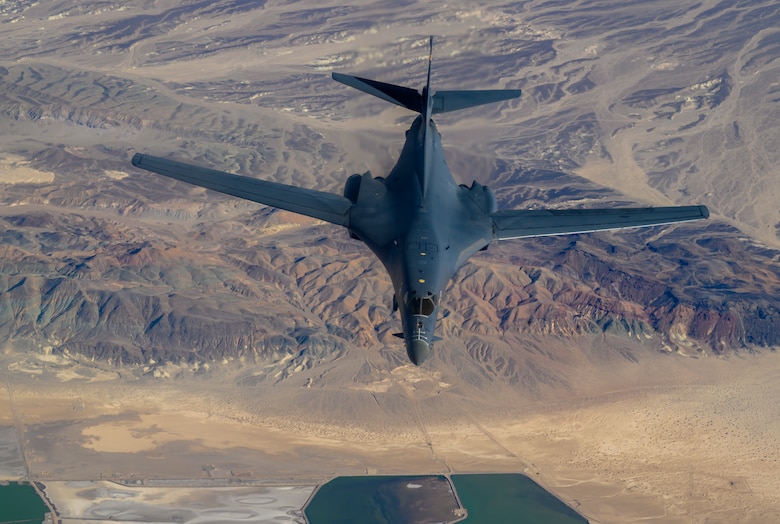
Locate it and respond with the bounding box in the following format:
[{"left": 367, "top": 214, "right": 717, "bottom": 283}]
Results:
[
  {"left": 304, "top": 473, "right": 588, "bottom": 523},
  {"left": 451, "top": 473, "right": 587, "bottom": 523},
  {"left": 0, "top": 481, "right": 49, "bottom": 524}
]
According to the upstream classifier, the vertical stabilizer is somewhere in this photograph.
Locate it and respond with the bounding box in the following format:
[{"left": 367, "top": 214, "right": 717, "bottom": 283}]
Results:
[
  {"left": 420, "top": 36, "right": 435, "bottom": 200},
  {"left": 423, "top": 36, "right": 434, "bottom": 123}
]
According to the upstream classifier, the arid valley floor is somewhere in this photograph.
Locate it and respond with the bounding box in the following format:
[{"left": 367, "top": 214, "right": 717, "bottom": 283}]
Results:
[{"left": 1, "top": 347, "right": 779, "bottom": 523}]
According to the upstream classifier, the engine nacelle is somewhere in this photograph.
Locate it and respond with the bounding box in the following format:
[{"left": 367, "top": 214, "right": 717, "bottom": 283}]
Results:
[
  {"left": 467, "top": 181, "right": 497, "bottom": 215},
  {"left": 343, "top": 173, "right": 362, "bottom": 203},
  {"left": 483, "top": 185, "right": 497, "bottom": 215}
]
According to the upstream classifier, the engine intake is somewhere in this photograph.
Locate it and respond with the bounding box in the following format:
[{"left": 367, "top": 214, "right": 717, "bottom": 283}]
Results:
[
  {"left": 343, "top": 173, "right": 362, "bottom": 203},
  {"left": 466, "top": 181, "right": 497, "bottom": 214}
]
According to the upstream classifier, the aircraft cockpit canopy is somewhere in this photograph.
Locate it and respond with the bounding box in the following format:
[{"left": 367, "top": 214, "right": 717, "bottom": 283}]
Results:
[{"left": 407, "top": 294, "right": 438, "bottom": 316}]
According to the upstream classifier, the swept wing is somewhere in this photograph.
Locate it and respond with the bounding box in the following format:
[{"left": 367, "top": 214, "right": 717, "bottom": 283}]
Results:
[
  {"left": 131, "top": 153, "right": 352, "bottom": 226},
  {"left": 491, "top": 206, "right": 710, "bottom": 239}
]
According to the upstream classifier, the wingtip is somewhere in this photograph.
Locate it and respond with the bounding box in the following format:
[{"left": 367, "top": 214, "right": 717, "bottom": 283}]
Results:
[
  {"left": 699, "top": 205, "right": 710, "bottom": 219},
  {"left": 131, "top": 153, "right": 144, "bottom": 167}
]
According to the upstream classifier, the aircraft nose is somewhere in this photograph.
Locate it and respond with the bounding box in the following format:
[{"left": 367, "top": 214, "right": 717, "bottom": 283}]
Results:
[{"left": 407, "top": 339, "right": 431, "bottom": 366}]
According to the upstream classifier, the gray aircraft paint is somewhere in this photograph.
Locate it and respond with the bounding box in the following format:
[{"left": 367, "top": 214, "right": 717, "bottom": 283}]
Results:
[{"left": 131, "top": 38, "right": 708, "bottom": 365}]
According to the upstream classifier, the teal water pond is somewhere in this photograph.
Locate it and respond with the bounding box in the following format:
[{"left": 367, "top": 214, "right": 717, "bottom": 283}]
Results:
[
  {"left": 304, "top": 473, "right": 587, "bottom": 523},
  {"left": 0, "top": 481, "right": 49, "bottom": 523},
  {"left": 304, "top": 475, "right": 457, "bottom": 523},
  {"left": 452, "top": 473, "right": 587, "bottom": 524}
]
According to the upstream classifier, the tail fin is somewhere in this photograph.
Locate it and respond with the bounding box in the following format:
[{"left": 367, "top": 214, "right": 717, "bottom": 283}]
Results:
[
  {"left": 423, "top": 35, "right": 434, "bottom": 123},
  {"left": 332, "top": 37, "right": 521, "bottom": 114}
]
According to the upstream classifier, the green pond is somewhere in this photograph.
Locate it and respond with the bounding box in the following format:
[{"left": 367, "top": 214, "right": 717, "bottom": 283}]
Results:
[
  {"left": 305, "top": 473, "right": 587, "bottom": 524},
  {"left": 451, "top": 473, "right": 587, "bottom": 524},
  {"left": 304, "top": 475, "right": 457, "bottom": 523},
  {"left": 0, "top": 481, "right": 49, "bottom": 524}
]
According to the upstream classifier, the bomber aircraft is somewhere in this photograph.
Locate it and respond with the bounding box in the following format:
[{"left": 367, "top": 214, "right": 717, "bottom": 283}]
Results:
[{"left": 131, "top": 38, "right": 708, "bottom": 365}]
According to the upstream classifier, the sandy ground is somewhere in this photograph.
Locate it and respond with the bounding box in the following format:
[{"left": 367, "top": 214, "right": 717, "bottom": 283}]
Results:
[
  {"left": 0, "top": 155, "right": 56, "bottom": 185},
  {"left": 1, "top": 349, "right": 779, "bottom": 524},
  {"left": 41, "top": 481, "right": 313, "bottom": 524}
]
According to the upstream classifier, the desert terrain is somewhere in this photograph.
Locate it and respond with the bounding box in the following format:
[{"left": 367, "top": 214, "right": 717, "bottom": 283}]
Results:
[
  {"left": 1, "top": 348, "right": 779, "bottom": 523},
  {"left": 1, "top": 0, "right": 779, "bottom": 522}
]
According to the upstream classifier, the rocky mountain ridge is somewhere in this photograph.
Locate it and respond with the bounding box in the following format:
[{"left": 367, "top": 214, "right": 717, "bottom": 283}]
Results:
[
  {"left": 1, "top": 0, "right": 779, "bottom": 388},
  {"left": 2, "top": 193, "right": 778, "bottom": 388}
]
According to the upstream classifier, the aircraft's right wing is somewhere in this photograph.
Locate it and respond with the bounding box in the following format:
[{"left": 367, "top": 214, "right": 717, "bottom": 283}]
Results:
[
  {"left": 491, "top": 205, "right": 709, "bottom": 240},
  {"left": 131, "top": 153, "right": 352, "bottom": 226}
]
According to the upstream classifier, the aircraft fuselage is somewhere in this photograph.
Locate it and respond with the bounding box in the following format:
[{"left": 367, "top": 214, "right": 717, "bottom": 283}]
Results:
[{"left": 346, "top": 116, "right": 495, "bottom": 364}]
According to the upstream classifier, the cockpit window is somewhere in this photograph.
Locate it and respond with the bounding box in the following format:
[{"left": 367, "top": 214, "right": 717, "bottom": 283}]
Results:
[{"left": 408, "top": 294, "right": 438, "bottom": 316}]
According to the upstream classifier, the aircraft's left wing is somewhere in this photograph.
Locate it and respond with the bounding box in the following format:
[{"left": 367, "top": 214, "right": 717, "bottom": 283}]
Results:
[
  {"left": 491, "top": 205, "right": 709, "bottom": 240},
  {"left": 131, "top": 153, "right": 352, "bottom": 226}
]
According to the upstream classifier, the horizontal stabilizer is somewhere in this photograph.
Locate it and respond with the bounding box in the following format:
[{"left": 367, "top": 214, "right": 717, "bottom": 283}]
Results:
[
  {"left": 431, "top": 89, "right": 521, "bottom": 114},
  {"left": 332, "top": 73, "right": 521, "bottom": 114},
  {"left": 492, "top": 205, "right": 709, "bottom": 240},
  {"left": 332, "top": 73, "right": 423, "bottom": 112},
  {"left": 131, "top": 153, "right": 352, "bottom": 226}
]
